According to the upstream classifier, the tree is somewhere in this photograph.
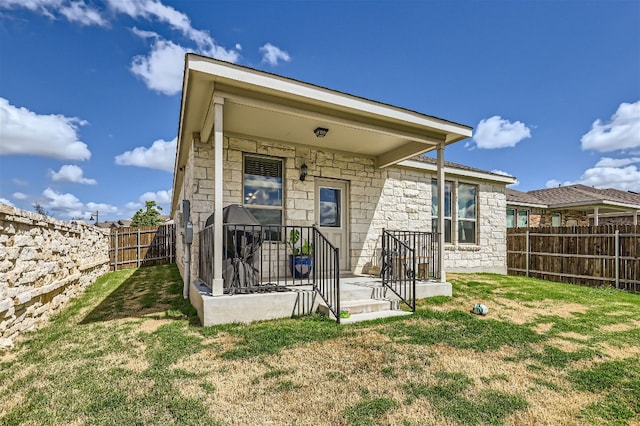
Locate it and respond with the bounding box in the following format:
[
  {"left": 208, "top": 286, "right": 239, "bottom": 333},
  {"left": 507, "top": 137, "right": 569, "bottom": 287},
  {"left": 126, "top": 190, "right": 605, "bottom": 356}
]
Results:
[
  {"left": 130, "top": 200, "right": 164, "bottom": 227},
  {"left": 33, "top": 202, "right": 50, "bottom": 217}
]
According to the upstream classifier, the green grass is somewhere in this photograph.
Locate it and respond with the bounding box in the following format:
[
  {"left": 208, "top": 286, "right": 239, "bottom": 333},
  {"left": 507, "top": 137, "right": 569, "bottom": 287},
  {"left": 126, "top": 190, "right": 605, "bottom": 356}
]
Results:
[{"left": 1, "top": 266, "right": 639, "bottom": 425}]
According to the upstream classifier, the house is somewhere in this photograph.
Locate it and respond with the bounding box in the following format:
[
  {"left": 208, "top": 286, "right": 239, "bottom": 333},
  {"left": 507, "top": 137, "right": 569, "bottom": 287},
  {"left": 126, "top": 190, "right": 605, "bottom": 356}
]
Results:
[
  {"left": 171, "top": 54, "right": 515, "bottom": 325},
  {"left": 506, "top": 185, "right": 640, "bottom": 227}
]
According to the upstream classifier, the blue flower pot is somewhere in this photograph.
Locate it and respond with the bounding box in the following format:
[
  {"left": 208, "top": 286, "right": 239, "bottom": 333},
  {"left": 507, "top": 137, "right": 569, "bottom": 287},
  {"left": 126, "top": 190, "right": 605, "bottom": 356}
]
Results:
[{"left": 289, "top": 255, "right": 313, "bottom": 279}]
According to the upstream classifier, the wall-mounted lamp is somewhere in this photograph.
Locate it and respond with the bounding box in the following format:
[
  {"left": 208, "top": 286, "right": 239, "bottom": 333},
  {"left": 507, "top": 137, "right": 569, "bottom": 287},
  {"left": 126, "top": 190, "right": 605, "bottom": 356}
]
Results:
[
  {"left": 300, "top": 163, "right": 308, "bottom": 181},
  {"left": 89, "top": 210, "right": 99, "bottom": 225},
  {"left": 314, "top": 127, "right": 329, "bottom": 138}
]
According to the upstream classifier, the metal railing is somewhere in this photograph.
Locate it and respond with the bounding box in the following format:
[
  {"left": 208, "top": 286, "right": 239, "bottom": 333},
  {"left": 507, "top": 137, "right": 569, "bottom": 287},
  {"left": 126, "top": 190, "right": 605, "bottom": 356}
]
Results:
[
  {"left": 197, "top": 224, "right": 341, "bottom": 321},
  {"left": 381, "top": 230, "right": 440, "bottom": 311},
  {"left": 381, "top": 230, "right": 416, "bottom": 311}
]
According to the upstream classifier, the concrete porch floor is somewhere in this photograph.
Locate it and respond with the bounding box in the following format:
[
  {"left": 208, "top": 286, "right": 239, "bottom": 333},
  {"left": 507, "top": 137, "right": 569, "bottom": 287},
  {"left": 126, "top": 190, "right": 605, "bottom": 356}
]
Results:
[{"left": 189, "top": 275, "right": 452, "bottom": 326}]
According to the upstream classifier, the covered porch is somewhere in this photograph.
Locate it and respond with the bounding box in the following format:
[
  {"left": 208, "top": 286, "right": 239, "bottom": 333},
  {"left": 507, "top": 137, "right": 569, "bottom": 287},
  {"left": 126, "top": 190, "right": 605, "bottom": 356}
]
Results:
[{"left": 171, "top": 55, "right": 473, "bottom": 324}]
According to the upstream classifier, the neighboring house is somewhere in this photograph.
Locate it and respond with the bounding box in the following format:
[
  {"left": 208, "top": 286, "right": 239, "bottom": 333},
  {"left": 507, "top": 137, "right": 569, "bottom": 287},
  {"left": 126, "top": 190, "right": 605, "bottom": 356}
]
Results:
[
  {"left": 171, "top": 54, "right": 515, "bottom": 324},
  {"left": 96, "top": 219, "right": 132, "bottom": 229},
  {"left": 506, "top": 185, "right": 640, "bottom": 227}
]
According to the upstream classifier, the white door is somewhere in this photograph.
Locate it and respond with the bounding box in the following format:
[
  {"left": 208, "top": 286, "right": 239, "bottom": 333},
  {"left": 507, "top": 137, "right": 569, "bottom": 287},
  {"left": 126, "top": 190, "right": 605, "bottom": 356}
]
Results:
[{"left": 315, "top": 179, "right": 349, "bottom": 271}]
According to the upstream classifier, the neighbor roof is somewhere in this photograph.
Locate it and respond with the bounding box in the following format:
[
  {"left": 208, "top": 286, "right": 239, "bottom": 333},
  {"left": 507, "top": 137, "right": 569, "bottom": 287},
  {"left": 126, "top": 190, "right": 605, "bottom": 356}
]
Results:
[
  {"left": 507, "top": 184, "right": 640, "bottom": 211},
  {"left": 400, "top": 155, "right": 517, "bottom": 184}
]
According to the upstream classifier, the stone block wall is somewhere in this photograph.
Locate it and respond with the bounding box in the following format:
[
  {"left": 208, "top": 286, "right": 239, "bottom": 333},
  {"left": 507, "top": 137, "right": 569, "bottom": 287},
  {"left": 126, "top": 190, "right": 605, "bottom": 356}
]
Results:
[
  {"left": 0, "top": 204, "right": 110, "bottom": 347},
  {"left": 174, "top": 134, "right": 510, "bottom": 285}
]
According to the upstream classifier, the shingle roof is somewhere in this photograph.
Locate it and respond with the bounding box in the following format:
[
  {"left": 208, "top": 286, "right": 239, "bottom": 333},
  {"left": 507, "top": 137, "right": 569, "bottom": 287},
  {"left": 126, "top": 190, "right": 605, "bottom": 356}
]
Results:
[
  {"left": 507, "top": 184, "right": 640, "bottom": 209},
  {"left": 505, "top": 188, "right": 546, "bottom": 206}
]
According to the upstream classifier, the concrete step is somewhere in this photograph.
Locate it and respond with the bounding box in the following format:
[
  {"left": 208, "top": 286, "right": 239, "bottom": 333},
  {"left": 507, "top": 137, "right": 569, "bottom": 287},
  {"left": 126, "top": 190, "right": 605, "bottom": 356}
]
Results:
[{"left": 340, "top": 309, "right": 412, "bottom": 324}]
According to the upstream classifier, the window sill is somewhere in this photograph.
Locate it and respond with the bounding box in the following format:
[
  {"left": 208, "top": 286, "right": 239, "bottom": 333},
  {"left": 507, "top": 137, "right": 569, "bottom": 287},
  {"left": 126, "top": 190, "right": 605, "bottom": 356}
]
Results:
[{"left": 444, "top": 244, "right": 481, "bottom": 252}]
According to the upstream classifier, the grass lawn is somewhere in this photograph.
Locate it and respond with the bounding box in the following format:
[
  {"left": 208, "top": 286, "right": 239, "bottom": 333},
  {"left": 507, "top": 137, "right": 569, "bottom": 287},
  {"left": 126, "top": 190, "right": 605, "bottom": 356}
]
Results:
[{"left": 1, "top": 264, "right": 639, "bottom": 425}]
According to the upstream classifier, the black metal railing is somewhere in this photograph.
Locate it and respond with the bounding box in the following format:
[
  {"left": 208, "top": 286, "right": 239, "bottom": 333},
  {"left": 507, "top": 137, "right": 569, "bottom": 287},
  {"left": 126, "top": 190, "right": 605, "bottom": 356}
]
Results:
[
  {"left": 385, "top": 230, "right": 440, "bottom": 280},
  {"left": 197, "top": 224, "right": 341, "bottom": 321},
  {"left": 311, "top": 225, "right": 340, "bottom": 323},
  {"left": 381, "top": 230, "right": 416, "bottom": 311},
  {"left": 198, "top": 224, "right": 214, "bottom": 287}
]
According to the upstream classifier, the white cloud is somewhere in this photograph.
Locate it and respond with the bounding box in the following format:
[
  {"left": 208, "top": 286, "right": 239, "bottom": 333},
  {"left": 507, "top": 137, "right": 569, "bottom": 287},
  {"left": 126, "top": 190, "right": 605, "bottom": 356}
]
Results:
[
  {"left": 547, "top": 156, "right": 640, "bottom": 192},
  {"left": 594, "top": 157, "right": 640, "bottom": 168},
  {"left": 60, "top": 1, "right": 106, "bottom": 26},
  {"left": 260, "top": 43, "right": 291, "bottom": 66},
  {"left": 0, "top": 0, "right": 106, "bottom": 25},
  {"left": 115, "top": 137, "right": 176, "bottom": 172},
  {"left": 12, "top": 178, "right": 28, "bottom": 186},
  {"left": 42, "top": 187, "right": 84, "bottom": 216},
  {"left": 49, "top": 164, "right": 97, "bottom": 184},
  {"left": 491, "top": 169, "right": 519, "bottom": 187},
  {"left": 0, "top": 198, "right": 15, "bottom": 207},
  {"left": 84, "top": 202, "right": 119, "bottom": 220},
  {"left": 577, "top": 165, "right": 640, "bottom": 192},
  {"left": 12, "top": 192, "right": 28, "bottom": 200},
  {"left": 130, "top": 38, "right": 188, "bottom": 95},
  {"left": 473, "top": 115, "right": 532, "bottom": 149},
  {"left": 0, "top": 98, "right": 91, "bottom": 160},
  {"left": 581, "top": 101, "right": 640, "bottom": 152},
  {"left": 139, "top": 189, "right": 171, "bottom": 205}
]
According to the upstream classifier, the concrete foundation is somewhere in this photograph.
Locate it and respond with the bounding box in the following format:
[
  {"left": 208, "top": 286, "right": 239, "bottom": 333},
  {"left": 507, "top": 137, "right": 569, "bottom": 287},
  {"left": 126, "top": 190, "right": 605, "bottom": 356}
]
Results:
[{"left": 190, "top": 277, "right": 452, "bottom": 326}]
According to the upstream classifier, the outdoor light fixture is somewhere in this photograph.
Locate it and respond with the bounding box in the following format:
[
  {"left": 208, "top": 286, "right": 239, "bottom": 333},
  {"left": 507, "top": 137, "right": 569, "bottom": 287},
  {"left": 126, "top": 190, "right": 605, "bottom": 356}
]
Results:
[
  {"left": 314, "top": 127, "right": 328, "bottom": 138},
  {"left": 299, "top": 163, "right": 308, "bottom": 181},
  {"left": 89, "top": 210, "right": 99, "bottom": 225}
]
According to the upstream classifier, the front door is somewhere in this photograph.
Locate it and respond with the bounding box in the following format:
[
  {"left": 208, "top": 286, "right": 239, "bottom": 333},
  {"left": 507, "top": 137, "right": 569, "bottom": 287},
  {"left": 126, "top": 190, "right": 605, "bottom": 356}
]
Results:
[{"left": 315, "top": 179, "right": 349, "bottom": 271}]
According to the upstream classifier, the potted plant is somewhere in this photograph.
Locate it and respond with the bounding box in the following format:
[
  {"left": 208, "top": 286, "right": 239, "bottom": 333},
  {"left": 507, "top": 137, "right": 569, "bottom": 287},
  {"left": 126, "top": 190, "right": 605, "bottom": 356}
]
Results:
[{"left": 288, "top": 229, "right": 313, "bottom": 278}]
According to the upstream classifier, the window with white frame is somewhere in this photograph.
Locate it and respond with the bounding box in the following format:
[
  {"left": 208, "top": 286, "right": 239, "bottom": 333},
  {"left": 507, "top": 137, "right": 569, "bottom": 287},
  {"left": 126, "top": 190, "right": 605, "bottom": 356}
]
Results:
[
  {"left": 518, "top": 210, "right": 529, "bottom": 227},
  {"left": 458, "top": 183, "right": 477, "bottom": 244},
  {"left": 507, "top": 208, "right": 529, "bottom": 228},
  {"left": 431, "top": 180, "right": 452, "bottom": 243},
  {"left": 432, "top": 180, "right": 477, "bottom": 244},
  {"left": 243, "top": 155, "right": 283, "bottom": 231},
  {"left": 551, "top": 212, "right": 561, "bottom": 227}
]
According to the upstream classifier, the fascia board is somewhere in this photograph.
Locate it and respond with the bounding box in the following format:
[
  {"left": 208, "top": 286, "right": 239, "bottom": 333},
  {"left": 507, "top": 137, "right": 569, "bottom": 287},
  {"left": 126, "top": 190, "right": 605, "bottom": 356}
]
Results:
[{"left": 399, "top": 159, "right": 517, "bottom": 184}]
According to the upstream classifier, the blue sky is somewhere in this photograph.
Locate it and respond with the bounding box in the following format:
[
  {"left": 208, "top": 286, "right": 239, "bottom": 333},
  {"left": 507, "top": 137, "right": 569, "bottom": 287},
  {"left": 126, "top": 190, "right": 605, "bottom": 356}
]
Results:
[{"left": 1, "top": 0, "right": 639, "bottom": 221}]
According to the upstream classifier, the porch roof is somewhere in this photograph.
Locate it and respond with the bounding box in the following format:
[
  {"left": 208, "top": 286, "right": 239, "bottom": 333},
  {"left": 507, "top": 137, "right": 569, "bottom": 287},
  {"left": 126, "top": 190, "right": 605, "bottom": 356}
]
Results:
[{"left": 172, "top": 54, "right": 472, "bottom": 213}]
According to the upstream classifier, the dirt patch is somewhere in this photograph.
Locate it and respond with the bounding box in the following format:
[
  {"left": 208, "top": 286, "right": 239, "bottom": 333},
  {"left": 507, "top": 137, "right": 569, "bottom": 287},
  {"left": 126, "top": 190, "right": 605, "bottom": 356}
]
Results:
[
  {"left": 138, "top": 319, "right": 171, "bottom": 333},
  {"left": 533, "top": 323, "right": 553, "bottom": 334},
  {"left": 600, "top": 320, "right": 640, "bottom": 333},
  {"left": 558, "top": 331, "right": 590, "bottom": 341},
  {"left": 598, "top": 343, "right": 640, "bottom": 360},
  {"left": 548, "top": 338, "right": 584, "bottom": 353}
]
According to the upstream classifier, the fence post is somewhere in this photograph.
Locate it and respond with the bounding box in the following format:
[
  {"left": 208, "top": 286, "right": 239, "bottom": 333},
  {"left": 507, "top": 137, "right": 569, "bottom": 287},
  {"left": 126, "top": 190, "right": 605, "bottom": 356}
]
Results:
[
  {"left": 137, "top": 228, "right": 141, "bottom": 267},
  {"left": 114, "top": 230, "right": 118, "bottom": 271},
  {"left": 615, "top": 229, "right": 620, "bottom": 289},
  {"left": 526, "top": 230, "right": 530, "bottom": 277}
]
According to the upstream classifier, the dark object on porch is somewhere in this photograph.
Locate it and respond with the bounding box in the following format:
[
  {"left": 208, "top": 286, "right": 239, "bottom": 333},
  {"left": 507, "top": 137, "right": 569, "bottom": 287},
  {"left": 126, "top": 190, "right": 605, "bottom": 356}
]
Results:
[{"left": 207, "top": 204, "right": 264, "bottom": 294}]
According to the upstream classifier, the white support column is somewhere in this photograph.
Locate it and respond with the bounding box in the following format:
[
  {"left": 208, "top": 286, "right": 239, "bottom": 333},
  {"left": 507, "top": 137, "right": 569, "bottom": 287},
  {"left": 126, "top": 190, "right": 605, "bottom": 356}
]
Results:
[
  {"left": 437, "top": 143, "right": 446, "bottom": 283},
  {"left": 212, "top": 96, "right": 225, "bottom": 296},
  {"left": 634, "top": 211, "right": 638, "bottom": 225},
  {"left": 594, "top": 207, "right": 599, "bottom": 226}
]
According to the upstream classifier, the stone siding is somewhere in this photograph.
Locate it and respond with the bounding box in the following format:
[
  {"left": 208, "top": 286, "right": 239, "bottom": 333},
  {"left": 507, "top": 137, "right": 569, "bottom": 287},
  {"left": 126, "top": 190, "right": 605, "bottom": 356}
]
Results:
[
  {"left": 0, "top": 204, "right": 110, "bottom": 348},
  {"left": 174, "top": 135, "right": 509, "bottom": 284}
]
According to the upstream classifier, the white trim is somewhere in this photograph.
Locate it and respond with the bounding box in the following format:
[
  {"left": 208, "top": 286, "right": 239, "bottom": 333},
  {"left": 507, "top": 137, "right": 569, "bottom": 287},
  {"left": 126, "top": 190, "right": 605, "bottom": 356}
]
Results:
[
  {"left": 506, "top": 201, "right": 548, "bottom": 209},
  {"left": 399, "top": 159, "right": 517, "bottom": 184}
]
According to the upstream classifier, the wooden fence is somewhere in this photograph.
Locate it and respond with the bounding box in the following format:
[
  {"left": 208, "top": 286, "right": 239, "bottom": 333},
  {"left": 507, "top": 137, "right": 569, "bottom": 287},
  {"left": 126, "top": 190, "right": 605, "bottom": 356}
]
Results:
[
  {"left": 507, "top": 225, "right": 640, "bottom": 292},
  {"left": 110, "top": 224, "right": 176, "bottom": 271}
]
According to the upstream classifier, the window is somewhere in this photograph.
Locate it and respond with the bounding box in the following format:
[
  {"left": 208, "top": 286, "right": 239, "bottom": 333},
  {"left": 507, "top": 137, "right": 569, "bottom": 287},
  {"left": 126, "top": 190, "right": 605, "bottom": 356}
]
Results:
[
  {"left": 518, "top": 210, "right": 529, "bottom": 227},
  {"left": 319, "top": 187, "right": 341, "bottom": 227},
  {"left": 551, "top": 213, "right": 561, "bottom": 227},
  {"left": 243, "top": 155, "right": 283, "bottom": 233},
  {"left": 431, "top": 180, "right": 452, "bottom": 243},
  {"left": 458, "top": 183, "right": 477, "bottom": 244},
  {"left": 507, "top": 209, "right": 516, "bottom": 228},
  {"left": 507, "top": 209, "right": 529, "bottom": 228},
  {"left": 432, "top": 180, "right": 477, "bottom": 244}
]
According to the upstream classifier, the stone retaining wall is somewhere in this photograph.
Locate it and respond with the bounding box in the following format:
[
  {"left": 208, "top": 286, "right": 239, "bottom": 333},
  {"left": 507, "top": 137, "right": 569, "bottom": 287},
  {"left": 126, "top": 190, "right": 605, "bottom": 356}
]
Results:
[{"left": 0, "top": 204, "right": 110, "bottom": 348}]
